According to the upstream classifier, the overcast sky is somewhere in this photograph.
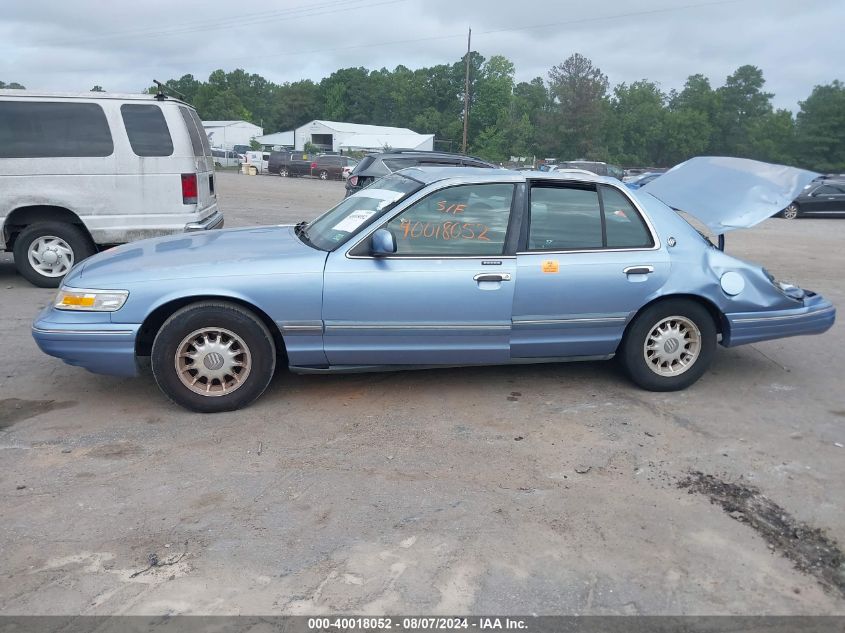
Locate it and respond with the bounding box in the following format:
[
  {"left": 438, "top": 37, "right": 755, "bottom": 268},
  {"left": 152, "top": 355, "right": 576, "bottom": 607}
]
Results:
[{"left": 2, "top": 0, "right": 843, "bottom": 114}]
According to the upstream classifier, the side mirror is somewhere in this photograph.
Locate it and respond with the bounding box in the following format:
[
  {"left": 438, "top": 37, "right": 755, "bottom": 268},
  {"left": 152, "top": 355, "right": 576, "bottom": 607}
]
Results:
[{"left": 371, "top": 228, "right": 396, "bottom": 256}]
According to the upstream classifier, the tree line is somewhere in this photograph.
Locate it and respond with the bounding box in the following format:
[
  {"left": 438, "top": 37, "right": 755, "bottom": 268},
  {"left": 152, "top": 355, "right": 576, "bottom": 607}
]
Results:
[{"left": 5, "top": 51, "right": 844, "bottom": 171}]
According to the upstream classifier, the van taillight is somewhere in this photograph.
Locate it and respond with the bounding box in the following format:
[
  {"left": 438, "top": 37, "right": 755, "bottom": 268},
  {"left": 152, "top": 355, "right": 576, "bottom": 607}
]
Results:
[
  {"left": 348, "top": 176, "right": 358, "bottom": 187},
  {"left": 181, "top": 173, "right": 198, "bottom": 204}
]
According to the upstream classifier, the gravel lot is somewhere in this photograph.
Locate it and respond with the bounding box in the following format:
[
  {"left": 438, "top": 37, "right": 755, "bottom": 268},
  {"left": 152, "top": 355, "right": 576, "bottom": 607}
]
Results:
[{"left": 1, "top": 170, "right": 844, "bottom": 615}]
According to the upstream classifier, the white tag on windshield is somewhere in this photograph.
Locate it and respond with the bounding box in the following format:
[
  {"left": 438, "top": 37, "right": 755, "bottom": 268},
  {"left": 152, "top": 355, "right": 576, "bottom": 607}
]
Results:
[{"left": 332, "top": 210, "right": 376, "bottom": 232}]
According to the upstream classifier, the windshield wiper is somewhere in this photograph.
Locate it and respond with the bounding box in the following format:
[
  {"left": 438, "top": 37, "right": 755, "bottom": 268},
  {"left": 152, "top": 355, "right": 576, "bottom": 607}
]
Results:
[{"left": 294, "top": 220, "right": 318, "bottom": 249}]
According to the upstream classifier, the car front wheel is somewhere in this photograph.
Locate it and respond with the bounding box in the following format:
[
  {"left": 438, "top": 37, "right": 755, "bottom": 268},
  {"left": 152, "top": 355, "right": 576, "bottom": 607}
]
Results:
[
  {"left": 279, "top": 167, "right": 288, "bottom": 177},
  {"left": 620, "top": 299, "right": 716, "bottom": 392},
  {"left": 151, "top": 301, "right": 276, "bottom": 413},
  {"left": 318, "top": 170, "right": 329, "bottom": 180}
]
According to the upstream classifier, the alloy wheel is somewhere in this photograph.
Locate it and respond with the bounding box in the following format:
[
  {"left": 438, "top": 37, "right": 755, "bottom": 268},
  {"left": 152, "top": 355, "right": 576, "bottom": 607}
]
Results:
[{"left": 643, "top": 315, "right": 702, "bottom": 377}]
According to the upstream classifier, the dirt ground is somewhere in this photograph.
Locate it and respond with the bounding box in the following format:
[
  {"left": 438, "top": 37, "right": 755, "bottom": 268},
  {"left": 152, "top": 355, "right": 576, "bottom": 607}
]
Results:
[{"left": 0, "top": 170, "right": 844, "bottom": 615}]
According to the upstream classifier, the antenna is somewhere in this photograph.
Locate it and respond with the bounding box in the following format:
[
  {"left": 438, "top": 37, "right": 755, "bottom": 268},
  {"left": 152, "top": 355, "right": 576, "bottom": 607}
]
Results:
[{"left": 152, "top": 79, "right": 187, "bottom": 102}]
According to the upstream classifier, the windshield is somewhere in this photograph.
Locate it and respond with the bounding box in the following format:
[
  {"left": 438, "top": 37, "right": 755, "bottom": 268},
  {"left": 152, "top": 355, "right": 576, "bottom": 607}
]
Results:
[{"left": 303, "top": 173, "right": 422, "bottom": 250}]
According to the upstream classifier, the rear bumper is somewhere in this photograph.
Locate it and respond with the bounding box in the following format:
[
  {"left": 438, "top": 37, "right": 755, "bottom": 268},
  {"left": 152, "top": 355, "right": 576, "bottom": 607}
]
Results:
[
  {"left": 723, "top": 293, "right": 835, "bottom": 347},
  {"left": 185, "top": 207, "right": 224, "bottom": 231},
  {"left": 32, "top": 307, "right": 140, "bottom": 377}
]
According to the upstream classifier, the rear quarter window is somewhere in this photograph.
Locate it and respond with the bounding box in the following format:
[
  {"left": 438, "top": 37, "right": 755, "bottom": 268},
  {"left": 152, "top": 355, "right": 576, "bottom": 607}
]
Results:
[
  {"left": 179, "top": 107, "right": 203, "bottom": 156},
  {"left": 0, "top": 101, "right": 113, "bottom": 158},
  {"left": 120, "top": 104, "right": 173, "bottom": 157}
]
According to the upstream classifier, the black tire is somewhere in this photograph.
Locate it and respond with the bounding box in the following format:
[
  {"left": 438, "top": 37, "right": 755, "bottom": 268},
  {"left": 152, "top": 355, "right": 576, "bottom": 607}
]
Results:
[
  {"left": 279, "top": 167, "right": 288, "bottom": 177},
  {"left": 318, "top": 170, "right": 329, "bottom": 180},
  {"left": 151, "top": 301, "right": 276, "bottom": 413},
  {"left": 780, "top": 202, "right": 800, "bottom": 219},
  {"left": 619, "top": 299, "right": 717, "bottom": 392},
  {"left": 13, "top": 221, "right": 96, "bottom": 288}
]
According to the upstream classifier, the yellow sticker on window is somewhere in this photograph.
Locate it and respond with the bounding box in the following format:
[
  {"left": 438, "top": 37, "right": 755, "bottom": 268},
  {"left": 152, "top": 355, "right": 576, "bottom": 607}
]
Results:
[{"left": 542, "top": 259, "right": 559, "bottom": 273}]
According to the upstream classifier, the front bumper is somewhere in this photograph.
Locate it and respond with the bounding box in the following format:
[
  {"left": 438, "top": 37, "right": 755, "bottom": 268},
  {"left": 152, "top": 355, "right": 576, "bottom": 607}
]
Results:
[
  {"left": 32, "top": 307, "right": 140, "bottom": 377},
  {"left": 723, "top": 292, "right": 835, "bottom": 347}
]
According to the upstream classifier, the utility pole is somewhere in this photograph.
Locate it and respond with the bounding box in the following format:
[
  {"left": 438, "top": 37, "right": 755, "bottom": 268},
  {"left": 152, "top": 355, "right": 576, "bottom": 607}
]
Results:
[{"left": 461, "top": 27, "right": 471, "bottom": 154}]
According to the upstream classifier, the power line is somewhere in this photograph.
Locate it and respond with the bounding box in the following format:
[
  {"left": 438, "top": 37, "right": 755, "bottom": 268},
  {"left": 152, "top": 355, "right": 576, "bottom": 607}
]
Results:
[
  {"left": 48, "top": 0, "right": 408, "bottom": 47},
  {"left": 20, "top": 0, "right": 751, "bottom": 77},
  {"left": 165, "top": 0, "right": 748, "bottom": 70}
]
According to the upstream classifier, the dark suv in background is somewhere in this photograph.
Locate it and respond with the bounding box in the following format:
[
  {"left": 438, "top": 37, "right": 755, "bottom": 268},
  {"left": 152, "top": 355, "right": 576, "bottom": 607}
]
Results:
[{"left": 344, "top": 150, "right": 497, "bottom": 196}]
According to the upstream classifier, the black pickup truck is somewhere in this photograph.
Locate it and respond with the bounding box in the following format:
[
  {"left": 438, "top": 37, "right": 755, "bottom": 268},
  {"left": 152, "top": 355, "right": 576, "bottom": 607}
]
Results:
[{"left": 268, "top": 151, "right": 312, "bottom": 177}]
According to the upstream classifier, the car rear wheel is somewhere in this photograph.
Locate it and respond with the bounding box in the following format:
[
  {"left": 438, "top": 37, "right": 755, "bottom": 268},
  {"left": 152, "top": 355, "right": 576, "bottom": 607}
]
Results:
[
  {"left": 13, "top": 221, "right": 96, "bottom": 288},
  {"left": 151, "top": 301, "right": 276, "bottom": 413},
  {"left": 781, "top": 203, "right": 800, "bottom": 219},
  {"left": 620, "top": 299, "right": 716, "bottom": 392},
  {"left": 279, "top": 167, "right": 288, "bottom": 177},
  {"left": 318, "top": 170, "right": 329, "bottom": 180}
]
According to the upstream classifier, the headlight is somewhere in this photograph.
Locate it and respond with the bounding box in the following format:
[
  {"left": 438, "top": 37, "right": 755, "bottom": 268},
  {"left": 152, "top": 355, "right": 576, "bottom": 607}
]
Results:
[{"left": 54, "top": 288, "right": 129, "bottom": 312}]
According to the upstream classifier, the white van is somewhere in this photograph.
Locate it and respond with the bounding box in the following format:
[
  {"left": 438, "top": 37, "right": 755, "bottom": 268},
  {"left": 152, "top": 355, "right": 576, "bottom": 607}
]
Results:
[
  {"left": 0, "top": 90, "right": 224, "bottom": 287},
  {"left": 211, "top": 147, "right": 241, "bottom": 168},
  {"left": 245, "top": 150, "right": 270, "bottom": 174}
]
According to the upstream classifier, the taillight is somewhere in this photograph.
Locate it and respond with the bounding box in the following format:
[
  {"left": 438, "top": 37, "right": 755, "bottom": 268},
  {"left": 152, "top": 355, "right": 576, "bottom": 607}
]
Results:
[
  {"left": 348, "top": 176, "right": 358, "bottom": 187},
  {"left": 181, "top": 173, "right": 198, "bottom": 204},
  {"left": 310, "top": 162, "right": 318, "bottom": 169}
]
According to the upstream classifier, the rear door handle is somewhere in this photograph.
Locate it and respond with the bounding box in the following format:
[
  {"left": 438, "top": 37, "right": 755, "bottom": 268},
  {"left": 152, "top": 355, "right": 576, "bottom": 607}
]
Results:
[
  {"left": 623, "top": 266, "right": 654, "bottom": 275},
  {"left": 474, "top": 273, "right": 512, "bottom": 282}
]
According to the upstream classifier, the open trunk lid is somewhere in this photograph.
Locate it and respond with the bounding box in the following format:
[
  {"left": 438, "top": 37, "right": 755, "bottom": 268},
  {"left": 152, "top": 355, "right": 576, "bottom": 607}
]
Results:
[{"left": 641, "top": 156, "right": 819, "bottom": 234}]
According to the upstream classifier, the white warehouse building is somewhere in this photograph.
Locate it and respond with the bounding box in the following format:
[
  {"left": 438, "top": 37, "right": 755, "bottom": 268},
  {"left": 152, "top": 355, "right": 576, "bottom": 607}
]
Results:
[
  {"left": 202, "top": 120, "right": 263, "bottom": 150},
  {"left": 292, "top": 120, "right": 434, "bottom": 153}
]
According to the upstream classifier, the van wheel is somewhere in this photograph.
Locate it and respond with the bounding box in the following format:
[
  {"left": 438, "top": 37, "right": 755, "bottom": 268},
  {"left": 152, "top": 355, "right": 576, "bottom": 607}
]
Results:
[
  {"left": 13, "top": 222, "right": 96, "bottom": 288},
  {"left": 318, "top": 170, "right": 329, "bottom": 180},
  {"left": 620, "top": 299, "right": 716, "bottom": 392},
  {"left": 151, "top": 301, "right": 276, "bottom": 413}
]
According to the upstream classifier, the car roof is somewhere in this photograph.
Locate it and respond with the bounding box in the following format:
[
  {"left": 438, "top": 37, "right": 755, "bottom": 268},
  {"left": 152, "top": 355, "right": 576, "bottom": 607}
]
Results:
[
  {"left": 398, "top": 165, "right": 612, "bottom": 186},
  {"left": 0, "top": 89, "right": 191, "bottom": 106}
]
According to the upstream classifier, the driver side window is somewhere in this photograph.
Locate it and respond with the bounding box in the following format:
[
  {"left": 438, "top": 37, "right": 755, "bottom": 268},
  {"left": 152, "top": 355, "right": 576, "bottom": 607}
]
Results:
[{"left": 384, "top": 183, "right": 515, "bottom": 256}]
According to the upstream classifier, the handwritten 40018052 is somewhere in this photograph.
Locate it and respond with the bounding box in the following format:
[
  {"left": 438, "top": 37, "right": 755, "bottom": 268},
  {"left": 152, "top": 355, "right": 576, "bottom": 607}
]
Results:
[{"left": 399, "top": 219, "right": 492, "bottom": 241}]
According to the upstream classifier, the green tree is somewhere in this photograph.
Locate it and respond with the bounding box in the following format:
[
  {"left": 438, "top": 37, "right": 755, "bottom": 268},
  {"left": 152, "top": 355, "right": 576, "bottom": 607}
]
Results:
[
  {"left": 547, "top": 53, "right": 610, "bottom": 159},
  {"left": 794, "top": 80, "right": 845, "bottom": 172},
  {"left": 716, "top": 65, "right": 774, "bottom": 156},
  {"left": 90, "top": 85, "right": 105, "bottom": 92},
  {"left": 611, "top": 80, "right": 666, "bottom": 165},
  {"left": 0, "top": 81, "right": 25, "bottom": 89}
]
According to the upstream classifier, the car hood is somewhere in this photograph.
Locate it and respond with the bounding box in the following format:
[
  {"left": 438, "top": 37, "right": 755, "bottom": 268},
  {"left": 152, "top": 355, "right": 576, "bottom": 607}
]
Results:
[
  {"left": 65, "top": 225, "right": 326, "bottom": 287},
  {"left": 640, "top": 156, "right": 819, "bottom": 234}
]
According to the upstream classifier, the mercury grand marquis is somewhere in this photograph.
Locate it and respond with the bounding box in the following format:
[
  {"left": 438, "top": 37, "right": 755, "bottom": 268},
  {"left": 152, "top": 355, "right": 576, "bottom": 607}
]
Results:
[{"left": 32, "top": 157, "right": 836, "bottom": 412}]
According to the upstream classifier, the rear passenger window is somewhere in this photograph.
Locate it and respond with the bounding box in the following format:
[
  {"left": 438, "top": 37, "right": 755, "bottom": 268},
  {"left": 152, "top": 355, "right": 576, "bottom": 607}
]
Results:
[
  {"left": 527, "top": 184, "right": 653, "bottom": 251},
  {"left": 528, "top": 186, "right": 603, "bottom": 250},
  {"left": 0, "top": 101, "right": 113, "bottom": 158},
  {"left": 120, "top": 104, "right": 173, "bottom": 157},
  {"left": 601, "top": 185, "right": 653, "bottom": 248}
]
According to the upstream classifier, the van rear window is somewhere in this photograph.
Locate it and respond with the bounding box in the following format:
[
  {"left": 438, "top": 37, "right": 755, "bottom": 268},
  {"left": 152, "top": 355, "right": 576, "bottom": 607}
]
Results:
[
  {"left": 0, "top": 101, "right": 113, "bottom": 158},
  {"left": 120, "top": 104, "right": 173, "bottom": 157}
]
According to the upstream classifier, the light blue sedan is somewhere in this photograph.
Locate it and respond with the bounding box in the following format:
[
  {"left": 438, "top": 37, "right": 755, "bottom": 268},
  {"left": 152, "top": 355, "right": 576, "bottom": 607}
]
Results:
[{"left": 33, "top": 158, "right": 836, "bottom": 412}]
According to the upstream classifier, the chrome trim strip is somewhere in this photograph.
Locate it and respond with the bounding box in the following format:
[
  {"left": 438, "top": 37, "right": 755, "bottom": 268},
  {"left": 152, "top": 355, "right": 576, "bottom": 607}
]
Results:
[
  {"left": 731, "top": 306, "right": 835, "bottom": 324},
  {"left": 324, "top": 323, "right": 510, "bottom": 331},
  {"left": 278, "top": 321, "right": 324, "bottom": 334},
  {"left": 513, "top": 317, "right": 627, "bottom": 325},
  {"left": 32, "top": 327, "right": 134, "bottom": 336}
]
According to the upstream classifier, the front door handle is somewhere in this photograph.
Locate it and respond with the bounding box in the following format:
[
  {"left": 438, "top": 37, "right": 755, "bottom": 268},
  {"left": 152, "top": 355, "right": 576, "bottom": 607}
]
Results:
[
  {"left": 623, "top": 265, "right": 654, "bottom": 275},
  {"left": 474, "top": 273, "right": 512, "bottom": 282}
]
